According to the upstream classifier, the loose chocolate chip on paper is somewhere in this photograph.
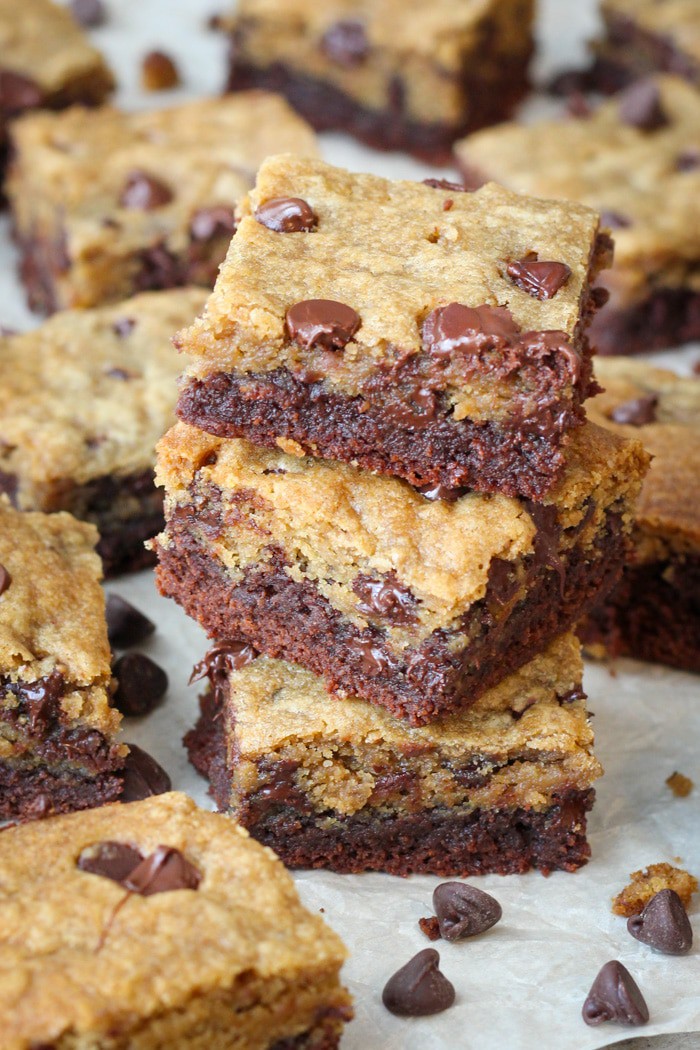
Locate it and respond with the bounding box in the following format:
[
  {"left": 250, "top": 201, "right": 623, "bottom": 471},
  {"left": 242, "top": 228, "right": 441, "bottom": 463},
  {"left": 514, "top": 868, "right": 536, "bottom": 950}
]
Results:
[
  {"left": 112, "top": 653, "right": 168, "bottom": 717},
  {"left": 423, "top": 302, "right": 520, "bottom": 359},
  {"left": 123, "top": 845, "right": 201, "bottom": 896},
  {"left": 610, "top": 394, "right": 658, "bottom": 426},
  {"left": 0, "top": 70, "right": 42, "bottom": 115},
  {"left": 70, "top": 0, "right": 106, "bottom": 27},
  {"left": 507, "top": 258, "right": 572, "bottom": 301},
  {"left": 120, "top": 743, "right": 172, "bottom": 802},
  {"left": 0, "top": 563, "right": 11, "bottom": 596},
  {"left": 627, "top": 889, "right": 693, "bottom": 955},
  {"left": 382, "top": 949, "right": 455, "bottom": 1017},
  {"left": 190, "top": 205, "right": 236, "bottom": 241},
  {"left": 321, "top": 20, "right": 369, "bottom": 67},
  {"left": 286, "top": 299, "right": 360, "bottom": 350},
  {"left": 77, "top": 841, "right": 143, "bottom": 883},
  {"left": 106, "top": 594, "right": 155, "bottom": 648},
  {"left": 119, "top": 170, "right": 174, "bottom": 210},
  {"left": 255, "top": 197, "right": 318, "bottom": 233},
  {"left": 582, "top": 960, "right": 649, "bottom": 1027},
  {"left": 618, "top": 78, "right": 669, "bottom": 132},
  {"left": 433, "top": 882, "right": 503, "bottom": 941}
]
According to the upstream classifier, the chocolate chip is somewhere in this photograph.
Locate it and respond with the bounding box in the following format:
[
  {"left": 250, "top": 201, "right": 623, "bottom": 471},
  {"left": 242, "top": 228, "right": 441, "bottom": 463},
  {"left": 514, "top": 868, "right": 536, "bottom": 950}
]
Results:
[
  {"left": 610, "top": 394, "right": 658, "bottom": 426},
  {"left": 432, "top": 882, "right": 503, "bottom": 941},
  {"left": 123, "top": 845, "right": 201, "bottom": 896},
  {"left": 507, "top": 258, "right": 572, "bottom": 300},
  {"left": 77, "top": 841, "right": 143, "bottom": 883},
  {"left": 600, "top": 210, "right": 632, "bottom": 230},
  {"left": 353, "top": 572, "right": 418, "bottom": 625},
  {"left": 189, "top": 641, "right": 258, "bottom": 686},
  {"left": 141, "top": 50, "right": 180, "bottom": 91},
  {"left": 0, "top": 70, "right": 42, "bottom": 115},
  {"left": 618, "top": 79, "right": 669, "bottom": 132},
  {"left": 120, "top": 743, "right": 171, "bottom": 802},
  {"left": 105, "top": 366, "right": 137, "bottom": 381},
  {"left": 112, "top": 653, "right": 168, "bottom": 717},
  {"left": 119, "top": 171, "right": 173, "bottom": 210},
  {"left": 106, "top": 594, "right": 155, "bottom": 649},
  {"left": 422, "top": 303, "right": 520, "bottom": 360},
  {"left": 354, "top": 638, "right": 395, "bottom": 676},
  {"left": 0, "top": 563, "right": 11, "bottom": 596},
  {"left": 321, "top": 20, "right": 369, "bottom": 67},
  {"left": 422, "top": 178, "right": 466, "bottom": 192},
  {"left": 559, "top": 686, "right": 587, "bottom": 704},
  {"left": 70, "top": 0, "right": 106, "bottom": 27},
  {"left": 582, "top": 961, "right": 649, "bottom": 1027},
  {"left": 417, "top": 481, "right": 468, "bottom": 502},
  {"left": 676, "top": 149, "right": 700, "bottom": 172},
  {"left": 382, "top": 949, "right": 455, "bottom": 1017},
  {"left": 190, "top": 205, "right": 236, "bottom": 241},
  {"left": 286, "top": 299, "right": 360, "bottom": 350},
  {"left": 419, "top": 916, "right": 442, "bottom": 940},
  {"left": 255, "top": 197, "right": 318, "bottom": 233},
  {"left": 627, "top": 890, "right": 693, "bottom": 955},
  {"left": 111, "top": 317, "right": 136, "bottom": 337}
]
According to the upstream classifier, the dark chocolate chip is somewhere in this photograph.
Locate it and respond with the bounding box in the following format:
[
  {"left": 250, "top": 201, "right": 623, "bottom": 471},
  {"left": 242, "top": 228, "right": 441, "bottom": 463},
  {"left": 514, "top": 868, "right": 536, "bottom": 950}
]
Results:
[
  {"left": 627, "top": 890, "right": 693, "bottom": 955},
  {"left": 618, "top": 79, "right": 669, "bottom": 132},
  {"left": 190, "top": 205, "right": 236, "bottom": 241},
  {"left": 507, "top": 258, "right": 572, "bottom": 300},
  {"left": 353, "top": 572, "right": 418, "bottom": 625},
  {"left": 0, "top": 563, "right": 11, "bottom": 596},
  {"left": 123, "top": 845, "right": 201, "bottom": 896},
  {"left": 105, "top": 366, "right": 137, "bottom": 381},
  {"left": 676, "top": 149, "right": 700, "bottom": 172},
  {"left": 255, "top": 197, "right": 318, "bottom": 233},
  {"left": 112, "top": 653, "right": 168, "bottom": 717},
  {"left": 189, "top": 641, "right": 258, "bottom": 686},
  {"left": 382, "top": 949, "right": 455, "bottom": 1017},
  {"left": 77, "top": 841, "right": 143, "bottom": 883},
  {"left": 559, "top": 686, "right": 587, "bottom": 704},
  {"left": 0, "top": 70, "right": 42, "bottom": 115},
  {"left": 433, "top": 882, "right": 502, "bottom": 941},
  {"left": 422, "top": 303, "right": 520, "bottom": 359},
  {"left": 70, "top": 0, "right": 106, "bottom": 27},
  {"left": 419, "top": 916, "right": 442, "bottom": 941},
  {"left": 422, "top": 178, "right": 466, "bottom": 192},
  {"left": 610, "top": 394, "right": 658, "bottom": 426},
  {"left": 286, "top": 299, "right": 360, "bottom": 350},
  {"left": 417, "top": 481, "right": 468, "bottom": 502},
  {"left": 14, "top": 671, "right": 65, "bottom": 733},
  {"left": 106, "top": 594, "right": 155, "bottom": 649},
  {"left": 591, "top": 285, "right": 610, "bottom": 309},
  {"left": 119, "top": 170, "right": 173, "bottom": 210},
  {"left": 354, "top": 638, "right": 395, "bottom": 676},
  {"left": 141, "top": 50, "right": 180, "bottom": 91},
  {"left": 600, "top": 210, "right": 632, "bottom": 230},
  {"left": 321, "top": 20, "right": 369, "bottom": 67},
  {"left": 121, "top": 744, "right": 171, "bottom": 801},
  {"left": 111, "top": 317, "right": 136, "bottom": 337},
  {"left": 582, "top": 960, "right": 649, "bottom": 1027}
]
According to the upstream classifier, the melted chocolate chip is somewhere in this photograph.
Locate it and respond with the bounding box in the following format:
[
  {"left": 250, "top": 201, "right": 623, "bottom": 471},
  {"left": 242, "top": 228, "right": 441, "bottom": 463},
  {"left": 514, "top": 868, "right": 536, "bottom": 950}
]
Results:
[
  {"left": 507, "top": 258, "right": 572, "bottom": 300},
  {"left": 353, "top": 572, "right": 418, "bottom": 625},
  {"left": 0, "top": 563, "right": 10, "bottom": 596},
  {"left": 417, "top": 481, "right": 468, "bottom": 502},
  {"left": 77, "top": 841, "right": 143, "bottom": 883},
  {"left": 189, "top": 641, "right": 258, "bottom": 686},
  {"left": 433, "top": 882, "right": 502, "bottom": 941},
  {"left": 321, "top": 20, "right": 369, "bottom": 67},
  {"left": 112, "top": 653, "right": 168, "bottom": 717},
  {"left": 382, "top": 385, "right": 439, "bottom": 428},
  {"left": 676, "top": 149, "right": 700, "bottom": 172},
  {"left": 0, "top": 70, "right": 42, "bottom": 115},
  {"left": 120, "top": 743, "right": 171, "bottom": 802},
  {"left": 119, "top": 171, "right": 173, "bottom": 210},
  {"left": 354, "top": 638, "right": 395, "bottom": 676},
  {"left": 123, "top": 845, "right": 201, "bottom": 896},
  {"left": 422, "top": 178, "right": 466, "bottom": 192},
  {"left": 486, "top": 558, "right": 521, "bottom": 610},
  {"left": 10, "top": 670, "right": 65, "bottom": 733},
  {"left": 189, "top": 205, "right": 236, "bottom": 241},
  {"left": 600, "top": 210, "right": 632, "bottom": 230},
  {"left": 627, "top": 890, "right": 693, "bottom": 955},
  {"left": 422, "top": 303, "right": 520, "bottom": 360},
  {"left": 70, "top": 0, "right": 106, "bottom": 27},
  {"left": 582, "top": 960, "right": 649, "bottom": 1027},
  {"left": 525, "top": 501, "right": 565, "bottom": 595},
  {"left": 106, "top": 594, "right": 156, "bottom": 648},
  {"left": 255, "top": 197, "right": 318, "bottom": 233},
  {"left": 618, "top": 79, "right": 669, "bottom": 132},
  {"left": 419, "top": 916, "right": 442, "bottom": 940},
  {"left": 609, "top": 394, "right": 658, "bottom": 426},
  {"left": 382, "top": 949, "right": 455, "bottom": 1017},
  {"left": 286, "top": 299, "right": 360, "bottom": 350},
  {"left": 111, "top": 316, "right": 136, "bottom": 337}
]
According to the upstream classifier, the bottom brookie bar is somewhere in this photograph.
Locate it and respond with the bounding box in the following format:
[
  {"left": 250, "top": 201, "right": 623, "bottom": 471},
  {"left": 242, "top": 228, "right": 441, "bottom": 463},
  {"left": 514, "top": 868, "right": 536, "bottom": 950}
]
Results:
[{"left": 186, "top": 634, "right": 602, "bottom": 877}]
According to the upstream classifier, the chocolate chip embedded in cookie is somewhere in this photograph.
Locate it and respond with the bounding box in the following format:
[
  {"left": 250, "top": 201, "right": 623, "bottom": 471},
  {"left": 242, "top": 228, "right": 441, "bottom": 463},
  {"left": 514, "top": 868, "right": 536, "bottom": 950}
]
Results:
[
  {"left": 255, "top": 197, "right": 318, "bottom": 233},
  {"left": 286, "top": 299, "right": 361, "bottom": 350}
]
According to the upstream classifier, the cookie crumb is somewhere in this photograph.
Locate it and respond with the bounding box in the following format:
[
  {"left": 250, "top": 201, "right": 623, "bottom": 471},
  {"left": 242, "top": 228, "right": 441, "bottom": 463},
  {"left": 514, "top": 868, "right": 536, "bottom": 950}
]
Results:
[
  {"left": 418, "top": 916, "right": 441, "bottom": 941},
  {"left": 666, "top": 771, "right": 694, "bottom": 798},
  {"left": 142, "top": 51, "right": 181, "bottom": 92},
  {"left": 613, "top": 863, "right": 698, "bottom": 917}
]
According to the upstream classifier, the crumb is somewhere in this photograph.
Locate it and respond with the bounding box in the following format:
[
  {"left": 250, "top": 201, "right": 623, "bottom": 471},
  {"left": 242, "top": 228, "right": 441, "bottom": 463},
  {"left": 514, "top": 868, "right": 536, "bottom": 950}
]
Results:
[
  {"left": 418, "top": 916, "right": 441, "bottom": 941},
  {"left": 141, "top": 51, "right": 181, "bottom": 92},
  {"left": 275, "top": 436, "right": 307, "bottom": 457},
  {"left": 666, "top": 771, "right": 694, "bottom": 798},
  {"left": 319, "top": 907, "right": 325, "bottom": 913},
  {"left": 613, "top": 863, "right": 698, "bottom": 917}
]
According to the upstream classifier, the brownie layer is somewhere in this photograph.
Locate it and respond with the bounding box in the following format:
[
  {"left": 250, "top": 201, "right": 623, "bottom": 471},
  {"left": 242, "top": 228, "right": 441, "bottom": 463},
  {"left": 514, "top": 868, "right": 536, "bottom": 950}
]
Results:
[
  {"left": 0, "top": 762, "right": 123, "bottom": 822},
  {"left": 589, "top": 287, "right": 700, "bottom": 357},
  {"left": 589, "top": 13, "right": 700, "bottom": 93},
  {"left": 580, "top": 556, "right": 700, "bottom": 674},
  {"left": 159, "top": 509, "right": 624, "bottom": 725}
]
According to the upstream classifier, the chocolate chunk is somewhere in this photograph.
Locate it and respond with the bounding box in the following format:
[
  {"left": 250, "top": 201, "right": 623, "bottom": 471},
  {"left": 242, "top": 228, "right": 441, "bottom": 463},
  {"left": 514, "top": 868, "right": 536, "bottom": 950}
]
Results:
[
  {"left": 141, "top": 50, "right": 181, "bottom": 91},
  {"left": 600, "top": 210, "right": 632, "bottom": 230},
  {"left": 286, "top": 299, "right": 360, "bottom": 350},
  {"left": 321, "top": 20, "right": 369, "bottom": 67},
  {"left": 111, "top": 317, "right": 136, "bottom": 337},
  {"left": 0, "top": 70, "right": 42, "bottom": 115},
  {"left": 433, "top": 882, "right": 503, "bottom": 941},
  {"left": 190, "top": 205, "right": 236, "bottom": 241},
  {"left": 610, "top": 394, "right": 658, "bottom": 426},
  {"left": 0, "top": 563, "right": 10, "bottom": 596},
  {"left": 112, "top": 653, "right": 168, "bottom": 717},
  {"left": 676, "top": 149, "right": 700, "bottom": 173},
  {"left": 507, "top": 258, "right": 572, "bottom": 300},
  {"left": 189, "top": 641, "right": 258, "bottom": 686},
  {"left": 618, "top": 79, "right": 669, "bottom": 132},
  {"left": 627, "top": 890, "right": 693, "bottom": 955},
  {"left": 353, "top": 572, "right": 418, "bottom": 625},
  {"left": 419, "top": 916, "right": 442, "bottom": 941},
  {"left": 77, "top": 841, "right": 143, "bottom": 883},
  {"left": 382, "top": 949, "right": 455, "bottom": 1017},
  {"left": 422, "top": 178, "right": 466, "bottom": 192},
  {"left": 123, "top": 845, "right": 201, "bottom": 896},
  {"left": 119, "top": 171, "right": 173, "bottom": 210},
  {"left": 120, "top": 743, "right": 171, "bottom": 802},
  {"left": 13, "top": 671, "right": 64, "bottom": 733},
  {"left": 255, "top": 197, "right": 318, "bottom": 234},
  {"left": 423, "top": 303, "right": 520, "bottom": 359},
  {"left": 583, "top": 961, "right": 649, "bottom": 1027},
  {"left": 106, "top": 594, "right": 156, "bottom": 648},
  {"left": 70, "top": 0, "right": 106, "bottom": 27}
]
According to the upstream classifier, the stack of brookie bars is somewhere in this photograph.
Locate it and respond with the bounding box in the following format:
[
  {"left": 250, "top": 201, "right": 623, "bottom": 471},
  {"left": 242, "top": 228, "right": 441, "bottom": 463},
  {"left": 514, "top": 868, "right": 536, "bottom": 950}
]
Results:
[{"left": 154, "top": 153, "right": 650, "bottom": 877}]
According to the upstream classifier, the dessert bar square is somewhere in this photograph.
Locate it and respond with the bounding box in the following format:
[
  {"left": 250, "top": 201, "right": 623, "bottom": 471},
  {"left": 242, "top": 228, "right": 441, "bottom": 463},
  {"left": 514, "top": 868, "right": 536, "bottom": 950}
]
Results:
[
  {"left": 178, "top": 154, "right": 611, "bottom": 501},
  {"left": 155, "top": 420, "right": 648, "bottom": 726},
  {"left": 7, "top": 92, "right": 317, "bottom": 314},
  {"left": 456, "top": 75, "right": 700, "bottom": 356},
  {"left": 220, "top": 0, "right": 535, "bottom": 162},
  {"left": 0, "top": 289, "right": 207, "bottom": 576},
  {"left": 0, "top": 0, "right": 113, "bottom": 179},
  {"left": 581, "top": 358, "right": 700, "bottom": 674},
  {"left": 0, "top": 792, "right": 352, "bottom": 1049},
  {"left": 185, "top": 636, "right": 602, "bottom": 876},
  {"left": 0, "top": 502, "right": 126, "bottom": 821}
]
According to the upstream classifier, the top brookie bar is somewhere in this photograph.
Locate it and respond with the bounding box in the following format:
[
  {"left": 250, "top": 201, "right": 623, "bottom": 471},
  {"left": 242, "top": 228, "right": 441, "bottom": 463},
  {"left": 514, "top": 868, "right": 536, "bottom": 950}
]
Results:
[
  {"left": 177, "top": 154, "right": 611, "bottom": 501},
  {"left": 456, "top": 75, "right": 700, "bottom": 356},
  {"left": 0, "top": 502, "right": 126, "bottom": 822},
  {"left": 219, "top": 0, "right": 535, "bottom": 163},
  {"left": 155, "top": 419, "right": 648, "bottom": 726},
  {"left": 6, "top": 92, "right": 317, "bottom": 314}
]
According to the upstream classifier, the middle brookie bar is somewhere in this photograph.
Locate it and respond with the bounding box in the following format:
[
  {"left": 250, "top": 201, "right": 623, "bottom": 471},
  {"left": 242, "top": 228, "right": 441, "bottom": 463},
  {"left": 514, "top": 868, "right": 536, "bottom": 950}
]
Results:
[
  {"left": 176, "top": 154, "right": 611, "bottom": 501},
  {"left": 155, "top": 420, "right": 648, "bottom": 726},
  {"left": 185, "top": 634, "right": 602, "bottom": 877}
]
